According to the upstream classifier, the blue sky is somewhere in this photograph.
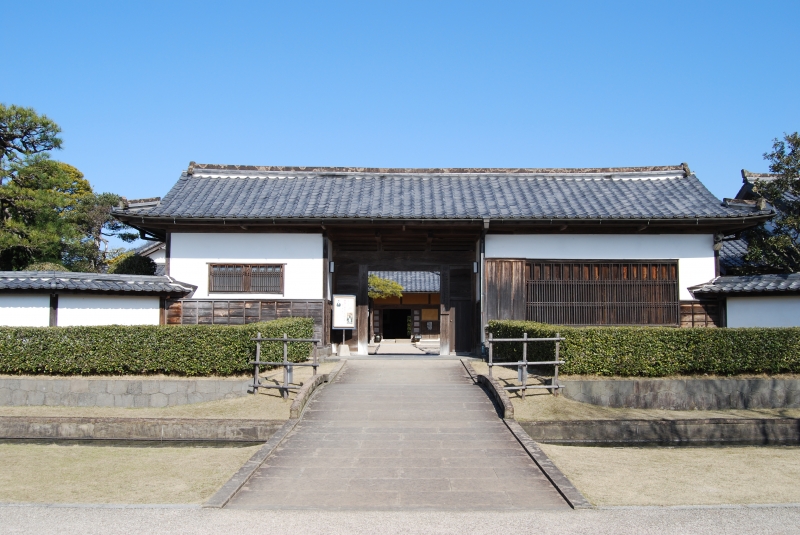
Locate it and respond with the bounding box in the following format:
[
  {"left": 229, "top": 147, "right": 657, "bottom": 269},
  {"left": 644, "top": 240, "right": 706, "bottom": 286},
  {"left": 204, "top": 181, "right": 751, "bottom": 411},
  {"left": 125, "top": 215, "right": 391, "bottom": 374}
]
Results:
[{"left": 2, "top": 0, "right": 799, "bottom": 207}]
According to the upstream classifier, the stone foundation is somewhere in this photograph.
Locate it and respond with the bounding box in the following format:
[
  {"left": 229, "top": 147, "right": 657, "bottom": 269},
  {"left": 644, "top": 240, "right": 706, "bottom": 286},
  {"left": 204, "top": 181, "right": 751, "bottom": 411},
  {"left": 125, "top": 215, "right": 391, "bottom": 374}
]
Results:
[
  {"left": 561, "top": 377, "right": 800, "bottom": 410},
  {"left": 0, "top": 377, "right": 250, "bottom": 408}
]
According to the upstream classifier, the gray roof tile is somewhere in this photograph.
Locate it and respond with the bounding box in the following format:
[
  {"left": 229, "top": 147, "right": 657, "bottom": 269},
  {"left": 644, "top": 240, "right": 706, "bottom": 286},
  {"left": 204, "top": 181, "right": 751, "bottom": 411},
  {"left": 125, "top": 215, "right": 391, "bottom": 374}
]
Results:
[
  {"left": 113, "top": 166, "right": 773, "bottom": 222},
  {"left": 370, "top": 271, "right": 440, "bottom": 293},
  {"left": 690, "top": 273, "right": 800, "bottom": 296},
  {"left": 0, "top": 272, "right": 195, "bottom": 295}
]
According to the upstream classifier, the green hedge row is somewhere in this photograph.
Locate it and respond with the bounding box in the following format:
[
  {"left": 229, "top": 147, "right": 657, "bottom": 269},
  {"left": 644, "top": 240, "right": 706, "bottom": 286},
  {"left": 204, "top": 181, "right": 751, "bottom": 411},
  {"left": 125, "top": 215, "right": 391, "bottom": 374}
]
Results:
[
  {"left": 0, "top": 318, "right": 314, "bottom": 376},
  {"left": 487, "top": 320, "right": 800, "bottom": 377}
]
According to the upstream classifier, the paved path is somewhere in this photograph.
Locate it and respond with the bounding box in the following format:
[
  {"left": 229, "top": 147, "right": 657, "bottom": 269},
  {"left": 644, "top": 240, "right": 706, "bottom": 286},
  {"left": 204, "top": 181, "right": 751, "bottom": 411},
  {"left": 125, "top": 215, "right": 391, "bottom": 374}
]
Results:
[
  {"left": 5, "top": 505, "right": 800, "bottom": 535},
  {"left": 227, "top": 359, "right": 568, "bottom": 510}
]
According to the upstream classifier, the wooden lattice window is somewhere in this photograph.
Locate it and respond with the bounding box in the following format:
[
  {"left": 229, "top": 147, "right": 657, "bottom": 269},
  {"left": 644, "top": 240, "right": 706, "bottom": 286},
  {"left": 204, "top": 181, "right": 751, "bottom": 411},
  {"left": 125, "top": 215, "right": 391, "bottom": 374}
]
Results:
[
  {"left": 209, "top": 264, "right": 284, "bottom": 294},
  {"left": 526, "top": 261, "right": 679, "bottom": 325}
]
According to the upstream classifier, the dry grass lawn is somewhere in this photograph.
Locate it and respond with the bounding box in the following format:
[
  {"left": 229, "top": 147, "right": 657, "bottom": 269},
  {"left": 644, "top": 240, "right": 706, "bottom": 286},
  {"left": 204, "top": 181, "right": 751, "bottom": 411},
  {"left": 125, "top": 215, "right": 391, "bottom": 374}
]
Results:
[
  {"left": 0, "top": 442, "right": 260, "bottom": 504},
  {"left": 539, "top": 444, "right": 800, "bottom": 506},
  {"left": 469, "top": 361, "right": 800, "bottom": 421},
  {"left": 0, "top": 362, "right": 337, "bottom": 421}
]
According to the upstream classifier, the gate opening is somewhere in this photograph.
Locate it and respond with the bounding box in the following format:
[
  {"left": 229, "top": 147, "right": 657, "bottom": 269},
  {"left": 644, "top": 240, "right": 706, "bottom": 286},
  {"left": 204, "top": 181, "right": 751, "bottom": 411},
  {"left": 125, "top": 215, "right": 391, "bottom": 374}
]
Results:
[{"left": 382, "top": 309, "right": 411, "bottom": 339}]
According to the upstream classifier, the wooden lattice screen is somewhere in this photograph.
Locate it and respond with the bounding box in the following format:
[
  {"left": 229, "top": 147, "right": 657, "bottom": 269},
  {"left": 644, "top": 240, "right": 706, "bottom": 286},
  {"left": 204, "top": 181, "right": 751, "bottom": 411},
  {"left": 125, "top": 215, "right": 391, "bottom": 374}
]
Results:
[
  {"left": 209, "top": 264, "right": 283, "bottom": 294},
  {"left": 526, "top": 261, "right": 679, "bottom": 325}
]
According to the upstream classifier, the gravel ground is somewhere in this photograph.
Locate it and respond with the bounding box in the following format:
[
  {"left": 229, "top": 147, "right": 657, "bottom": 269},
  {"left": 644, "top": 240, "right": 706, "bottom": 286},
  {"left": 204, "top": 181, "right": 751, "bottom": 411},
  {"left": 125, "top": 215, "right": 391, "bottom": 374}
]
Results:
[
  {"left": 0, "top": 443, "right": 260, "bottom": 504},
  {"left": 539, "top": 444, "right": 800, "bottom": 506},
  {"left": 1, "top": 505, "right": 799, "bottom": 535},
  {"left": 0, "top": 362, "right": 336, "bottom": 420},
  {"left": 469, "top": 362, "right": 800, "bottom": 421}
]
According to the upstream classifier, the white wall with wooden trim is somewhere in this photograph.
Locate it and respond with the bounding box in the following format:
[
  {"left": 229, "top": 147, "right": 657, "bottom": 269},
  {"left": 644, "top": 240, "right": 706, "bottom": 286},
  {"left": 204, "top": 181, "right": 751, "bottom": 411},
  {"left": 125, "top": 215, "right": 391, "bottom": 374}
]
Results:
[
  {"left": 485, "top": 234, "right": 715, "bottom": 300},
  {"left": 726, "top": 296, "right": 800, "bottom": 328},
  {"left": 169, "top": 233, "right": 324, "bottom": 300},
  {"left": 0, "top": 295, "right": 50, "bottom": 326},
  {"left": 58, "top": 295, "right": 161, "bottom": 326}
]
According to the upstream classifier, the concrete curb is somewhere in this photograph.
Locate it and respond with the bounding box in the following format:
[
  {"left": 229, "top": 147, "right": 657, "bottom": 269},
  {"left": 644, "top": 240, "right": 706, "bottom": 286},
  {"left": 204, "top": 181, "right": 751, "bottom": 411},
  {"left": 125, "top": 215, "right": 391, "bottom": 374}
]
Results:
[
  {"left": 202, "top": 417, "right": 300, "bottom": 509},
  {"left": 289, "top": 375, "right": 326, "bottom": 419},
  {"left": 460, "top": 359, "right": 478, "bottom": 383},
  {"left": 503, "top": 419, "right": 593, "bottom": 510},
  {"left": 0, "top": 416, "right": 283, "bottom": 442},
  {"left": 325, "top": 359, "right": 347, "bottom": 384},
  {"left": 476, "top": 373, "right": 514, "bottom": 419}
]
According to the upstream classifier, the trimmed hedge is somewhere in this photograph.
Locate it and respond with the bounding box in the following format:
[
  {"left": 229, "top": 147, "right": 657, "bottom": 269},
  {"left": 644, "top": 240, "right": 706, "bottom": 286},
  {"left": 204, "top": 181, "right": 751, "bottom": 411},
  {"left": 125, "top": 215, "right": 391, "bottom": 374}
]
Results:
[
  {"left": 0, "top": 318, "right": 314, "bottom": 376},
  {"left": 487, "top": 320, "right": 800, "bottom": 377}
]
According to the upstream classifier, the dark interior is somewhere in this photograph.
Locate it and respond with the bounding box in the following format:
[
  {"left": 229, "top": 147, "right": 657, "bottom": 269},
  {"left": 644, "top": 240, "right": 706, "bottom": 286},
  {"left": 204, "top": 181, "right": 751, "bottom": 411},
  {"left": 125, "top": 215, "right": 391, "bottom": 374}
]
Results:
[{"left": 382, "top": 309, "right": 411, "bottom": 339}]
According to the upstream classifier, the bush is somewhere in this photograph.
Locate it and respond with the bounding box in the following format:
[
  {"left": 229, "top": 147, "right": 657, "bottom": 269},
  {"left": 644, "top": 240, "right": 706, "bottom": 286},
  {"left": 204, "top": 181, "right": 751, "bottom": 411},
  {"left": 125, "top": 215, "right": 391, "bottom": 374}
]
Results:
[
  {"left": 0, "top": 317, "right": 314, "bottom": 376},
  {"left": 24, "top": 262, "right": 69, "bottom": 272},
  {"left": 487, "top": 320, "right": 800, "bottom": 377},
  {"left": 108, "top": 254, "right": 157, "bottom": 275}
]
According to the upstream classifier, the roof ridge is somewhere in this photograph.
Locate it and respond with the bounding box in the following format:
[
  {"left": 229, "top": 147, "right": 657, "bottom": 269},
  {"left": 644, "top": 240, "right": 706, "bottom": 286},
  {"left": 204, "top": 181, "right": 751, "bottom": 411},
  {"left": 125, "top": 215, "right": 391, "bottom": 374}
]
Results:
[{"left": 188, "top": 163, "right": 687, "bottom": 176}]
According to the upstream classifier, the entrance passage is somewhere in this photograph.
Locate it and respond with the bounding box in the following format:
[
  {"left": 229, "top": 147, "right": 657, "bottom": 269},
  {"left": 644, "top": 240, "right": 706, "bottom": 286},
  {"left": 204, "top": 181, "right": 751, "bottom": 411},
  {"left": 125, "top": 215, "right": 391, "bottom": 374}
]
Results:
[
  {"left": 382, "top": 309, "right": 411, "bottom": 339},
  {"left": 226, "top": 360, "right": 569, "bottom": 510}
]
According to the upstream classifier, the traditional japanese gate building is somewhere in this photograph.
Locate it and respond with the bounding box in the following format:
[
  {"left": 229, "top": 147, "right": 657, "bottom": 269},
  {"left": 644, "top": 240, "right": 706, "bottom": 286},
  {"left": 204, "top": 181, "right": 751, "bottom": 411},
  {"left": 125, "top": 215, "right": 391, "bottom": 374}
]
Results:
[{"left": 112, "top": 163, "right": 772, "bottom": 355}]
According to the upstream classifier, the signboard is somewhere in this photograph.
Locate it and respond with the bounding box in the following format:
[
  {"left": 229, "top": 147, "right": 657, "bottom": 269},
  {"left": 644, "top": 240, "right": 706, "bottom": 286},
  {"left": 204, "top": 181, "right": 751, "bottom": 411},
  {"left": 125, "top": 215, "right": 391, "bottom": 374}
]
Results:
[{"left": 332, "top": 294, "right": 356, "bottom": 329}]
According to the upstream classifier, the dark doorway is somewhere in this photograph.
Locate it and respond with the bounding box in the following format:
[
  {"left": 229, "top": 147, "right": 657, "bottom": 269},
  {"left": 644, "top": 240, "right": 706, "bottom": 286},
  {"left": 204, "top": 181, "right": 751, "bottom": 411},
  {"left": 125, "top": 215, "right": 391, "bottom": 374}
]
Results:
[{"left": 383, "top": 309, "right": 411, "bottom": 339}]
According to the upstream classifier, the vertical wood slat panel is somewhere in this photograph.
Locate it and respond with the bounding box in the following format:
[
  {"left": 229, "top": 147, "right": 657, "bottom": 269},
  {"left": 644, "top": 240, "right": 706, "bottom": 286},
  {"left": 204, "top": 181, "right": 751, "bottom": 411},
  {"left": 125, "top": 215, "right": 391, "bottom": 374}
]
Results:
[
  {"left": 485, "top": 259, "right": 526, "bottom": 322},
  {"left": 526, "top": 261, "right": 679, "bottom": 326}
]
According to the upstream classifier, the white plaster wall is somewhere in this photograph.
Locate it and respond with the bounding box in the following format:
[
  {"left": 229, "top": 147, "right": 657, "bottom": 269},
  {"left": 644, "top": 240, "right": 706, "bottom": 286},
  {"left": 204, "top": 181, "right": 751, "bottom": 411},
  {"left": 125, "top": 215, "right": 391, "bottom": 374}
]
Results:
[
  {"left": 147, "top": 248, "right": 165, "bottom": 266},
  {"left": 0, "top": 295, "right": 50, "bottom": 326},
  {"left": 58, "top": 295, "right": 160, "bottom": 326},
  {"left": 727, "top": 296, "right": 800, "bottom": 328},
  {"left": 170, "top": 233, "right": 324, "bottom": 299},
  {"left": 485, "top": 234, "right": 715, "bottom": 300}
]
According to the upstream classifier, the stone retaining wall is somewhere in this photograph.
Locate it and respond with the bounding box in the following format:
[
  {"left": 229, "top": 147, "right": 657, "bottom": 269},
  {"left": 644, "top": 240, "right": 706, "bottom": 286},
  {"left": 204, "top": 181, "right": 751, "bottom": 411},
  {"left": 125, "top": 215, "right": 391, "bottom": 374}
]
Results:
[
  {"left": 0, "top": 377, "right": 251, "bottom": 408},
  {"left": 520, "top": 418, "right": 800, "bottom": 446},
  {"left": 0, "top": 416, "right": 282, "bottom": 442},
  {"left": 561, "top": 378, "right": 800, "bottom": 410}
]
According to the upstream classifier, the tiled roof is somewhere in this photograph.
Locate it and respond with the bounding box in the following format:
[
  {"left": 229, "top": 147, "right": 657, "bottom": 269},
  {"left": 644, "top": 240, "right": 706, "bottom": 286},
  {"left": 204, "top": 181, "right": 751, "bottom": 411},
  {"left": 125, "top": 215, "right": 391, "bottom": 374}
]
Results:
[
  {"left": 690, "top": 273, "right": 800, "bottom": 296},
  {"left": 0, "top": 272, "right": 195, "bottom": 295},
  {"left": 113, "top": 164, "right": 772, "bottom": 222},
  {"left": 370, "top": 271, "right": 440, "bottom": 293},
  {"left": 719, "top": 238, "right": 749, "bottom": 273}
]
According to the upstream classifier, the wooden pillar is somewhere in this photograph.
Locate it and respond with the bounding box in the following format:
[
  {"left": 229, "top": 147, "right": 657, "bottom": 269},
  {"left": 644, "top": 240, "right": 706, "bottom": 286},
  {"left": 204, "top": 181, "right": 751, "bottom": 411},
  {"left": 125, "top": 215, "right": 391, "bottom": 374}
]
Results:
[
  {"left": 49, "top": 294, "right": 58, "bottom": 327},
  {"left": 439, "top": 265, "right": 451, "bottom": 356},
  {"left": 357, "top": 264, "right": 369, "bottom": 355}
]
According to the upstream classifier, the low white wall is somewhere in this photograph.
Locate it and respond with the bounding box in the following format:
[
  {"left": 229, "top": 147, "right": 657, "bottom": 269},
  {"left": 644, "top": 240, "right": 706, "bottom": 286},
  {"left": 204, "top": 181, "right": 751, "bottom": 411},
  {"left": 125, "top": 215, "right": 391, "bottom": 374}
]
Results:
[
  {"left": 170, "top": 233, "right": 324, "bottom": 299},
  {"left": 58, "top": 296, "right": 160, "bottom": 326},
  {"left": 485, "top": 234, "right": 715, "bottom": 300},
  {"left": 726, "top": 296, "right": 800, "bottom": 328},
  {"left": 0, "top": 295, "right": 50, "bottom": 327}
]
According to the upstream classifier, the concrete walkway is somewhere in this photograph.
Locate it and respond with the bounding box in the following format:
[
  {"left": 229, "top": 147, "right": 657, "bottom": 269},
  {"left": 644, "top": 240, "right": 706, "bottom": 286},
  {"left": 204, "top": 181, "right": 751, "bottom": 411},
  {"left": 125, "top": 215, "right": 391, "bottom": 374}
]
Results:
[{"left": 227, "top": 360, "right": 569, "bottom": 510}]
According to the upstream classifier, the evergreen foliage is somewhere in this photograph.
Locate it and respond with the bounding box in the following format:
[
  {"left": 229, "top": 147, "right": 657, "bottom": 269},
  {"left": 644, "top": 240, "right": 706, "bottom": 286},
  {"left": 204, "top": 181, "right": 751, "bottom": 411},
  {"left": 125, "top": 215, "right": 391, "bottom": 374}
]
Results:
[
  {"left": 0, "top": 318, "right": 314, "bottom": 376},
  {"left": 487, "top": 320, "right": 800, "bottom": 377},
  {"left": 367, "top": 274, "right": 403, "bottom": 299},
  {"left": 742, "top": 132, "right": 800, "bottom": 273}
]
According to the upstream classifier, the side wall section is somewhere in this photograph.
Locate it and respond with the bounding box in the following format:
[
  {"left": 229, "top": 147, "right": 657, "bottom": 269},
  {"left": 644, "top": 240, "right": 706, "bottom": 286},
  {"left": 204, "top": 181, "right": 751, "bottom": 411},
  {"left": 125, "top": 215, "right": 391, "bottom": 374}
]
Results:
[
  {"left": 58, "top": 296, "right": 161, "bottom": 326},
  {"left": 169, "top": 233, "right": 324, "bottom": 300},
  {"left": 726, "top": 296, "right": 800, "bottom": 327},
  {"left": 485, "top": 234, "right": 715, "bottom": 301},
  {"left": 0, "top": 295, "right": 50, "bottom": 327}
]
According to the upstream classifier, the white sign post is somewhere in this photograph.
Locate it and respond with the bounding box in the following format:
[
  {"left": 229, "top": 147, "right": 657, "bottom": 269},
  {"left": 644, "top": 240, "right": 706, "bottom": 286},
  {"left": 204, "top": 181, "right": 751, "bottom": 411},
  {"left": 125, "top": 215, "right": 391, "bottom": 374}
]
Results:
[{"left": 332, "top": 295, "right": 356, "bottom": 355}]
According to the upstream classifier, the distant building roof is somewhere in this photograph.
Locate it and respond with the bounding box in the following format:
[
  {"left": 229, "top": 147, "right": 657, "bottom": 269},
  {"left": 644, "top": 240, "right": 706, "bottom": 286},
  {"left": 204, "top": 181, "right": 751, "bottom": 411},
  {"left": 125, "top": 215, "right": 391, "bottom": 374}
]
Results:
[
  {"left": 719, "top": 238, "right": 749, "bottom": 274},
  {"left": 690, "top": 273, "right": 800, "bottom": 296},
  {"left": 0, "top": 272, "right": 195, "bottom": 296},
  {"left": 370, "top": 271, "right": 440, "bottom": 293},
  {"left": 112, "top": 163, "right": 772, "bottom": 224}
]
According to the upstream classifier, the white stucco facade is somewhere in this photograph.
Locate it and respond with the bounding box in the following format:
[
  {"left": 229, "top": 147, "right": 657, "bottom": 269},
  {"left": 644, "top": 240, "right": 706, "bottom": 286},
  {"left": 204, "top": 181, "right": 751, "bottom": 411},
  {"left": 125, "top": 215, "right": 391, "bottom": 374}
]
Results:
[
  {"left": 57, "top": 295, "right": 161, "bottom": 326},
  {"left": 169, "top": 233, "right": 324, "bottom": 299},
  {"left": 726, "top": 296, "right": 800, "bottom": 328},
  {"left": 0, "top": 295, "right": 50, "bottom": 326},
  {"left": 485, "top": 234, "right": 716, "bottom": 300}
]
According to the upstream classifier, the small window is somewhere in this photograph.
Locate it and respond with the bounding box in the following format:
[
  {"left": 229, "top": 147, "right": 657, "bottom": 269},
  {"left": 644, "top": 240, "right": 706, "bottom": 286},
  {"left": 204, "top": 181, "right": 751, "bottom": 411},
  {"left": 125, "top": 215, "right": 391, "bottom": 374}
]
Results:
[{"left": 209, "top": 264, "right": 284, "bottom": 294}]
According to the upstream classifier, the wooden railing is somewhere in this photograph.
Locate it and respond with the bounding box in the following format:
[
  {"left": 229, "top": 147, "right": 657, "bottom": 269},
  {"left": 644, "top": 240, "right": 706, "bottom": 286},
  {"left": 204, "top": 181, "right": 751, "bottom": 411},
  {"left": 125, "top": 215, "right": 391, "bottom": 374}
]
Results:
[
  {"left": 487, "top": 332, "right": 564, "bottom": 398},
  {"left": 250, "top": 333, "right": 321, "bottom": 399}
]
